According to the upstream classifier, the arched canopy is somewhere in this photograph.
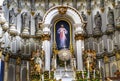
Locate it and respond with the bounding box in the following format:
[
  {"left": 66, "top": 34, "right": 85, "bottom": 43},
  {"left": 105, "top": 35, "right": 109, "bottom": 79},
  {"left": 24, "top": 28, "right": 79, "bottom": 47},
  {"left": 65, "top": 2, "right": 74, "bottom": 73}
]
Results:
[{"left": 43, "top": 5, "right": 85, "bottom": 25}]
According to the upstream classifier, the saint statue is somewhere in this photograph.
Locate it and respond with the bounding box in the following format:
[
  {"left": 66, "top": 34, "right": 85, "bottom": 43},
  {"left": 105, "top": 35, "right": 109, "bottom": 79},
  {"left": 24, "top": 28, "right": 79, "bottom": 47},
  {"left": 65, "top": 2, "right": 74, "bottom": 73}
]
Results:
[
  {"left": 9, "top": 8, "right": 15, "bottom": 25},
  {"left": 17, "top": 0, "right": 22, "bottom": 9},
  {"left": 116, "top": 1, "right": 120, "bottom": 18},
  {"left": 21, "top": 12, "right": 30, "bottom": 28},
  {"left": 107, "top": 7, "right": 114, "bottom": 25},
  {"left": 81, "top": 12, "right": 87, "bottom": 21},
  {"left": 34, "top": 13, "right": 42, "bottom": 30},
  {"left": 86, "top": 0, "right": 91, "bottom": 10},
  {"left": 30, "top": 0, "right": 35, "bottom": 11},
  {"left": 31, "top": 50, "right": 43, "bottom": 73},
  {"left": 57, "top": 24, "right": 68, "bottom": 48},
  {"left": 94, "top": 11, "right": 102, "bottom": 28}
]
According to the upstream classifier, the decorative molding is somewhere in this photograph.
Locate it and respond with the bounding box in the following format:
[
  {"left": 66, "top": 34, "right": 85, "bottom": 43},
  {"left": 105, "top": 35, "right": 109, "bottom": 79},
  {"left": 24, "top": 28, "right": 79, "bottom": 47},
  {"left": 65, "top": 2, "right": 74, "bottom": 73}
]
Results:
[
  {"left": 41, "top": 34, "right": 51, "bottom": 41},
  {"left": 16, "top": 57, "right": 21, "bottom": 65},
  {"left": 57, "top": 6, "right": 67, "bottom": 15},
  {"left": 75, "top": 34, "right": 84, "bottom": 40}
]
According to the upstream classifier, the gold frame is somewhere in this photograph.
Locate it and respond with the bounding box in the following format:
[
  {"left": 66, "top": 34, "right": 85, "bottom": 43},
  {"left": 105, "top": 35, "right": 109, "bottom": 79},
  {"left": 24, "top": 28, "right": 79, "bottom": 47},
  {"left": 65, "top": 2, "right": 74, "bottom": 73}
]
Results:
[{"left": 53, "top": 18, "right": 72, "bottom": 49}]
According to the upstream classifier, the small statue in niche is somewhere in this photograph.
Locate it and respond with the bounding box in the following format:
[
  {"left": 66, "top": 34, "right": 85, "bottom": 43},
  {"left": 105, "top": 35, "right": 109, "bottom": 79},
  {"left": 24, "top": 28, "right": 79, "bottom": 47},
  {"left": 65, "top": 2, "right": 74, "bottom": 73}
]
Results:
[
  {"left": 21, "top": 12, "right": 30, "bottom": 28},
  {"left": 94, "top": 11, "right": 102, "bottom": 29},
  {"left": 9, "top": 8, "right": 16, "bottom": 25},
  {"left": 81, "top": 11, "right": 87, "bottom": 21},
  {"left": 107, "top": 7, "right": 114, "bottom": 25},
  {"left": 86, "top": 0, "right": 91, "bottom": 10},
  {"left": 100, "top": 0, "right": 104, "bottom": 12},
  {"left": 17, "top": 0, "right": 22, "bottom": 9},
  {"left": 100, "top": 0, "right": 104, "bottom": 8},
  {"left": 116, "top": 1, "right": 120, "bottom": 17},
  {"left": 86, "top": 0, "right": 91, "bottom": 14},
  {"left": 34, "top": 13, "right": 42, "bottom": 30},
  {"left": 30, "top": 0, "right": 36, "bottom": 11}
]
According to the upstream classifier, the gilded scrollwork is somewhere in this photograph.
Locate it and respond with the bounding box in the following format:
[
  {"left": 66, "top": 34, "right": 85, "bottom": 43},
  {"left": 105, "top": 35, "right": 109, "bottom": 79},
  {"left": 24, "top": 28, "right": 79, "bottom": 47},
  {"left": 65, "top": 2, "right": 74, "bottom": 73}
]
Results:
[
  {"left": 5, "top": 54, "right": 10, "bottom": 62},
  {"left": 75, "top": 34, "right": 84, "bottom": 40},
  {"left": 58, "top": 6, "right": 67, "bottom": 15},
  {"left": 16, "top": 57, "right": 21, "bottom": 65},
  {"left": 116, "top": 52, "right": 120, "bottom": 60},
  {"left": 41, "top": 34, "right": 51, "bottom": 41},
  {"left": 0, "top": 50, "right": 2, "bottom": 59},
  {"left": 104, "top": 55, "right": 109, "bottom": 63}
]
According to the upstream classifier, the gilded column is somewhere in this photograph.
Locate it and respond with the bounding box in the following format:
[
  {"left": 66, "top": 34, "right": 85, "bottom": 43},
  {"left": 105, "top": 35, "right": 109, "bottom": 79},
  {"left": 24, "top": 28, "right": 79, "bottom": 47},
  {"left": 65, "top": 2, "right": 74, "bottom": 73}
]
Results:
[
  {"left": 15, "top": 57, "right": 21, "bottom": 81},
  {"left": 74, "top": 24, "right": 84, "bottom": 71},
  {"left": 4, "top": 54, "right": 10, "bottom": 81},
  {"left": 42, "top": 24, "right": 51, "bottom": 71}
]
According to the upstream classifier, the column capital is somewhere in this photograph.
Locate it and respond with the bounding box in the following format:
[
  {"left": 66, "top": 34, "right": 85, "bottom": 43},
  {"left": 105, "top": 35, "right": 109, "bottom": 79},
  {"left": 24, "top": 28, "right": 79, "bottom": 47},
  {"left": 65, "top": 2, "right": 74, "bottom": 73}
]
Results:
[
  {"left": 4, "top": 54, "right": 10, "bottom": 62},
  {"left": 41, "top": 34, "right": 51, "bottom": 41},
  {"left": 75, "top": 34, "right": 84, "bottom": 40}
]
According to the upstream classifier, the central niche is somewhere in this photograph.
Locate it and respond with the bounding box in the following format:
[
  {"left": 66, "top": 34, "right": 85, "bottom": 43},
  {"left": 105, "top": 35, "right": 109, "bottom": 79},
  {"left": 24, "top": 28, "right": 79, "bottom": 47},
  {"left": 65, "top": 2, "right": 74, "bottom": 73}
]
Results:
[
  {"left": 53, "top": 18, "right": 72, "bottom": 67},
  {"left": 54, "top": 19, "right": 71, "bottom": 50}
]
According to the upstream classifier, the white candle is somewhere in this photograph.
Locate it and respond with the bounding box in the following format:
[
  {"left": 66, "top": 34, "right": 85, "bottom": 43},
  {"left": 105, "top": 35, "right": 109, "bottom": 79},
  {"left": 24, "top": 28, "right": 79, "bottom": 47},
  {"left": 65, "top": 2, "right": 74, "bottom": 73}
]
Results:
[
  {"left": 87, "top": 61, "right": 89, "bottom": 69},
  {"left": 54, "top": 57, "right": 56, "bottom": 69},
  {"left": 82, "top": 70, "right": 84, "bottom": 78},
  {"left": 99, "top": 61, "right": 101, "bottom": 69},
  {"left": 27, "top": 61, "right": 29, "bottom": 70},
  {"left": 94, "top": 69, "right": 95, "bottom": 78}
]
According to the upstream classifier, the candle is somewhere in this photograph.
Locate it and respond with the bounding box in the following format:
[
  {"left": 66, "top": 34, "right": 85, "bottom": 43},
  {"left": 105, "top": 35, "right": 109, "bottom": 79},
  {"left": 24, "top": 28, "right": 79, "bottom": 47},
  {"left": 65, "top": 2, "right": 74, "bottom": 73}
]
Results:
[
  {"left": 99, "top": 61, "right": 101, "bottom": 69},
  {"left": 94, "top": 69, "right": 95, "bottom": 78},
  {"left": 82, "top": 70, "right": 84, "bottom": 78},
  {"left": 87, "top": 61, "right": 89, "bottom": 69}
]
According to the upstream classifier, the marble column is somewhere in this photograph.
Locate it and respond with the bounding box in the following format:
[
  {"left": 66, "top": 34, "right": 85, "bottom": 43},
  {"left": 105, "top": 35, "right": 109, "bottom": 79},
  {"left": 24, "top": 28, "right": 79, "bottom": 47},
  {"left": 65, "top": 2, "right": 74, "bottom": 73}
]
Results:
[
  {"left": 15, "top": 57, "right": 21, "bottom": 81},
  {"left": 74, "top": 24, "right": 84, "bottom": 71},
  {"left": 26, "top": 61, "right": 29, "bottom": 81},
  {"left": 4, "top": 54, "right": 10, "bottom": 81},
  {"left": 42, "top": 24, "right": 51, "bottom": 71}
]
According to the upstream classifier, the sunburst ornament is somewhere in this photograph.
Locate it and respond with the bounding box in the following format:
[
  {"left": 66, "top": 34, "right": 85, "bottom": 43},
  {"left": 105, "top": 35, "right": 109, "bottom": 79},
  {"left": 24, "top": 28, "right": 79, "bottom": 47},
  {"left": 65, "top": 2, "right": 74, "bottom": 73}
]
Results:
[{"left": 58, "top": 49, "right": 71, "bottom": 61}]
